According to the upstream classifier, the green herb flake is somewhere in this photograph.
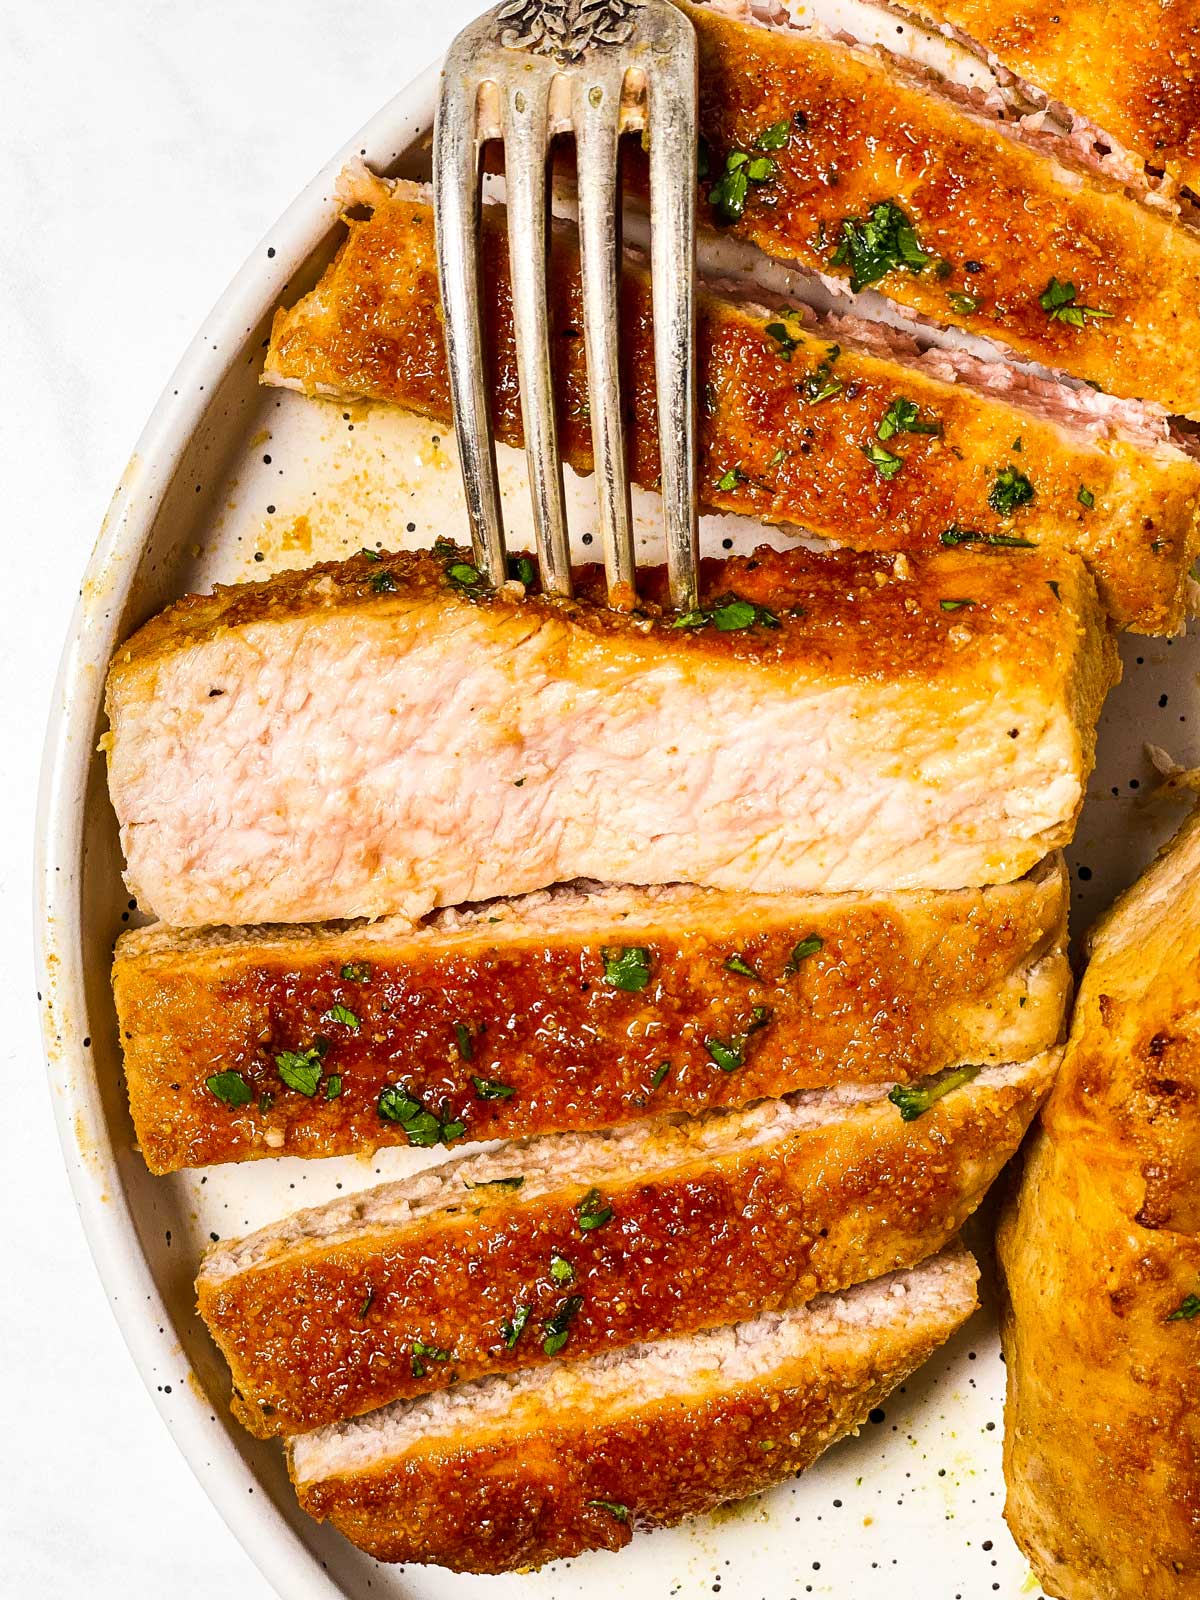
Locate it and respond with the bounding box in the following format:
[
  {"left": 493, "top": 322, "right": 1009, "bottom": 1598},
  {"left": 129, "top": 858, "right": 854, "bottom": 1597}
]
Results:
[
  {"left": 447, "top": 561, "right": 485, "bottom": 589},
  {"left": 470, "top": 1175, "right": 524, "bottom": 1192},
  {"left": 257, "top": 1090, "right": 275, "bottom": 1115},
  {"left": 359, "top": 1286, "right": 375, "bottom": 1320},
  {"left": 756, "top": 118, "right": 791, "bottom": 150},
  {"left": 507, "top": 554, "right": 536, "bottom": 587},
  {"left": 724, "top": 953, "right": 762, "bottom": 980},
  {"left": 1078, "top": 484, "right": 1096, "bottom": 510},
  {"left": 706, "top": 1037, "right": 745, "bottom": 1073},
  {"left": 602, "top": 945, "right": 653, "bottom": 992},
  {"left": 206, "top": 1070, "right": 253, "bottom": 1109},
  {"left": 671, "top": 595, "right": 779, "bottom": 633},
  {"left": 340, "top": 961, "right": 372, "bottom": 983},
  {"left": 863, "top": 440, "right": 904, "bottom": 480},
  {"left": 708, "top": 155, "right": 751, "bottom": 224},
  {"left": 803, "top": 359, "right": 843, "bottom": 404},
  {"left": 1166, "top": 1292, "right": 1200, "bottom": 1323},
  {"left": 947, "top": 290, "right": 980, "bottom": 315},
  {"left": 410, "top": 1338, "right": 451, "bottom": 1379},
  {"left": 888, "top": 1063, "right": 983, "bottom": 1121},
  {"left": 543, "top": 1294, "right": 584, "bottom": 1356},
  {"left": 577, "top": 1187, "right": 614, "bottom": 1232},
  {"left": 361, "top": 547, "right": 382, "bottom": 561},
  {"left": 940, "top": 524, "right": 1036, "bottom": 550},
  {"left": 1039, "top": 276, "right": 1114, "bottom": 328},
  {"left": 453, "top": 1021, "right": 474, "bottom": 1061},
  {"left": 745, "top": 155, "right": 775, "bottom": 182},
  {"left": 765, "top": 321, "right": 801, "bottom": 360},
  {"left": 877, "top": 397, "right": 942, "bottom": 442},
  {"left": 369, "top": 569, "right": 397, "bottom": 593},
  {"left": 501, "top": 1305, "right": 531, "bottom": 1349},
  {"left": 324, "top": 1074, "right": 343, "bottom": 1100},
  {"left": 766, "top": 447, "right": 788, "bottom": 468},
  {"left": 275, "top": 1044, "right": 326, "bottom": 1098},
  {"left": 377, "top": 1084, "right": 464, "bottom": 1146},
  {"left": 939, "top": 598, "right": 976, "bottom": 612},
  {"left": 587, "top": 1499, "right": 631, "bottom": 1523},
  {"left": 326, "top": 1003, "right": 359, "bottom": 1029},
  {"left": 716, "top": 464, "right": 745, "bottom": 493},
  {"left": 650, "top": 1061, "right": 671, "bottom": 1092},
  {"left": 550, "top": 1254, "right": 575, "bottom": 1285},
  {"left": 1047, "top": 579, "right": 1061, "bottom": 598},
  {"left": 784, "top": 934, "right": 823, "bottom": 976},
  {"left": 471, "top": 1075, "right": 516, "bottom": 1101},
  {"left": 830, "top": 200, "right": 933, "bottom": 293},
  {"left": 1012, "top": 437, "right": 1023, "bottom": 452},
  {"left": 988, "top": 465, "right": 1036, "bottom": 516}
]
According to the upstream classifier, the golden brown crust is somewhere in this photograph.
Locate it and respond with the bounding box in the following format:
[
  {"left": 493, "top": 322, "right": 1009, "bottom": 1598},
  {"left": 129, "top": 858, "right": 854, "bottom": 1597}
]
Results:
[
  {"left": 899, "top": 0, "right": 1200, "bottom": 192},
  {"left": 115, "top": 867, "right": 1067, "bottom": 1173},
  {"left": 263, "top": 191, "right": 1200, "bottom": 633},
  {"left": 675, "top": 2, "right": 1200, "bottom": 416},
  {"left": 198, "top": 1053, "right": 1055, "bottom": 1437},
  {"left": 291, "top": 1258, "right": 978, "bottom": 1571},
  {"left": 998, "top": 809, "right": 1200, "bottom": 1597}
]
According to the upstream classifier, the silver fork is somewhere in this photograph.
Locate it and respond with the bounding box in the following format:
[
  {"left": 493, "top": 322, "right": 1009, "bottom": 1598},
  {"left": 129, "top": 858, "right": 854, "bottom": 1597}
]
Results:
[{"left": 433, "top": 0, "right": 699, "bottom": 610}]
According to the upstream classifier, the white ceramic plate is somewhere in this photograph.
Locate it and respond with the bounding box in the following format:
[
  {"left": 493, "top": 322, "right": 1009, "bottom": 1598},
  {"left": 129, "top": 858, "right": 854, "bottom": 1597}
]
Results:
[{"left": 35, "top": 48, "right": 1200, "bottom": 1600}]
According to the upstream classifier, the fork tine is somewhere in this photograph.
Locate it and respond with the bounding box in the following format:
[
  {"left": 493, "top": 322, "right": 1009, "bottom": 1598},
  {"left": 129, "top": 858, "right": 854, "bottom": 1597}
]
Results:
[
  {"left": 502, "top": 69, "right": 573, "bottom": 599},
  {"left": 574, "top": 64, "right": 635, "bottom": 608},
  {"left": 646, "top": 35, "right": 700, "bottom": 611},
  {"left": 434, "top": 54, "right": 507, "bottom": 587}
]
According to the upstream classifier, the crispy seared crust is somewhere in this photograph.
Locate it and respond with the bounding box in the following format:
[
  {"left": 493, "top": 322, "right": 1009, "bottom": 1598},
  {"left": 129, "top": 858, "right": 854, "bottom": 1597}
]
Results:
[
  {"left": 288, "top": 1248, "right": 979, "bottom": 1572},
  {"left": 998, "top": 810, "right": 1200, "bottom": 1597},
  {"left": 105, "top": 542, "right": 1117, "bottom": 926},
  {"left": 897, "top": 0, "right": 1200, "bottom": 192},
  {"left": 116, "top": 866, "right": 1068, "bottom": 1172},
  {"left": 197, "top": 1051, "right": 1056, "bottom": 1437},
  {"left": 674, "top": 2, "right": 1200, "bottom": 416},
  {"left": 263, "top": 189, "right": 1200, "bottom": 633}
]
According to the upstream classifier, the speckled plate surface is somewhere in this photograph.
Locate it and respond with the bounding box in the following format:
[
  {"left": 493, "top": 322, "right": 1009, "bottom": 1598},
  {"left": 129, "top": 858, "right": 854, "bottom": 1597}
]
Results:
[{"left": 34, "top": 36, "right": 1200, "bottom": 1600}]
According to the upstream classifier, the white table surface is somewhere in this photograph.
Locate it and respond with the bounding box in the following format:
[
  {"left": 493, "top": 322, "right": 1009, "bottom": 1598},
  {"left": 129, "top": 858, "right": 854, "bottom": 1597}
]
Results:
[{"left": 2, "top": 4, "right": 476, "bottom": 1593}]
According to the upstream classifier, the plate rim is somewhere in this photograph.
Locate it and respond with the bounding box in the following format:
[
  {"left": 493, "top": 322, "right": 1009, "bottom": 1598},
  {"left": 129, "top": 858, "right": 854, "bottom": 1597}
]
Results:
[{"left": 33, "top": 59, "right": 443, "bottom": 1600}]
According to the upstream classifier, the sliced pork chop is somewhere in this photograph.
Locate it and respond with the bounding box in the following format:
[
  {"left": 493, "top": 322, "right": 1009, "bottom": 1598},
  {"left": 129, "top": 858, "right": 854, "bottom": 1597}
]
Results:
[
  {"left": 197, "top": 1049, "right": 1057, "bottom": 1437},
  {"left": 264, "top": 177, "right": 1200, "bottom": 633},
  {"left": 105, "top": 544, "right": 1117, "bottom": 928},
  {"left": 288, "top": 1244, "right": 978, "bottom": 1571},
  {"left": 116, "top": 862, "right": 1068, "bottom": 1172}
]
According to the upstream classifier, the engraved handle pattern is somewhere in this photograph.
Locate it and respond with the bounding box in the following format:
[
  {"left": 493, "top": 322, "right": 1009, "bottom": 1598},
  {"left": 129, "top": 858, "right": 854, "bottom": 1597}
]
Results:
[{"left": 494, "top": 0, "right": 637, "bottom": 60}]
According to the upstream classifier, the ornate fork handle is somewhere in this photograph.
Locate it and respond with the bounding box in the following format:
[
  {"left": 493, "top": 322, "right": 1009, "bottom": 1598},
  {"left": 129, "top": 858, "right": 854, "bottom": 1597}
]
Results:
[{"left": 495, "top": 0, "right": 638, "bottom": 60}]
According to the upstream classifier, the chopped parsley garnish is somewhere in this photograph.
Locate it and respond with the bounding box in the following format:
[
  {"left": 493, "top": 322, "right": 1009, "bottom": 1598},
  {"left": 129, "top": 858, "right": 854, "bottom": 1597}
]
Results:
[
  {"left": 706, "top": 1006, "right": 773, "bottom": 1071},
  {"left": 766, "top": 447, "right": 787, "bottom": 468},
  {"left": 947, "top": 291, "right": 980, "bottom": 315},
  {"left": 206, "top": 1070, "right": 253, "bottom": 1108},
  {"left": 275, "top": 1041, "right": 328, "bottom": 1097},
  {"left": 359, "top": 1286, "right": 375, "bottom": 1320},
  {"left": 724, "top": 953, "right": 762, "bottom": 979},
  {"left": 543, "top": 1294, "right": 584, "bottom": 1356},
  {"left": 257, "top": 1090, "right": 275, "bottom": 1114},
  {"left": 1039, "top": 277, "right": 1114, "bottom": 328},
  {"left": 587, "top": 1500, "right": 631, "bottom": 1522},
  {"left": 831, "top": 200, "right": 933, "bottom": 292},
  {"left": 650, "top": 1062, "right": 671, "bottom": 1092},
  {"left": 602, "top": 945, "right": 652, "bottom": 992},
  {"left": 715, "top": 464, "right": 745, "bottom": 493},
  {"left": 802, "top": 350, "right": 843, "bottom": 404},
  {"left": 888, "top": 1063, "right": 982, "bottom": 1121},
  {"left": 940, "top": 524, "right": 1035, "bottom": 550},
  {"left": 411, "top": 1338, "right": 451, "bottom": 1379},
  {"left": 1047, "top": 580, "right": 1061, "bottom": 599},
  {"left": 863, "top": 440, "right": 904, "bottom": 480},
  {"left": 326, "top": 1003, "right": 359, "bottom": 1029},
  {"left": 361, "top": 547, "right": 382, "bottom": 561},
  {"left": 756, "top": 118, "right": 791, "bottom": 150},
  {"left": 577, "top": 1187, "right": 614, "bottom": 1231},
  {"left": 501, "top": 1305, "right": 531, "bottom": 1348},
  {"left": 708, "top": 147, "right": 777, "bottom": 223},
  {"left": 1078, "top": 484, "right": 1095, "bottom": 510},
  {"left": 550, "top": 1254, "right": 575, "bottom": 1285},
  {"left": 507, "top": 553, "right": 536, "bottom": 587},
  {"left": 369, "top": 569, "right": 397, "bottom": 593},
  {"left": 471, "top": 1076, "right": 515, "bottom": 1100},
  {"left": 939, "top": 598, "right": 976, "bottom": 612},
  {"left": 324, "top": 1074, "right": 343, "bottom": 1100},
  {"left": 340, "top": 961, "right": 372, "bottom": 983},
  {"left": 447, "top": 560, "right": 485, "bottom": 588},
  {"left": 468, "top": 1175, "right": 524, "bottom": 1191},
  {"left": 453, "top": 1021, "right": 474, "bottom": 1061},
  {"left": 988, "top": 466, "right": 1036, "bottom": 516},
  {"left": 432, "top": 538, "right": 458, "bottom": 557},
  {"left": 377, "top": 1084, "right": 464, "bottom": 1145},
  {"left": 783, "top": 934, "right": 823, "bottom": 976},
  {"left": 877, "top": 397, "right": 942, "bottom": 441},
  {"left": 1166, "top": 1292, "right": 1200, "bottom": 1322},
  {"left": 674, "top": 595, "right": 781, "bottom": 633},
  {"left": 765, "top": 321, "right": 801, "bottom": 360},
  {"left": 745, "top": 156, "right": 775, "bottom": 182}
]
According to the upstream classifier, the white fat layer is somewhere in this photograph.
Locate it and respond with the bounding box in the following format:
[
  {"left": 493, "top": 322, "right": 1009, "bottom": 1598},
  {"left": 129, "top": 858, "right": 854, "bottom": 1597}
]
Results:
[
  {"left": 289, "top": 1246, "right": 978, "bottom": 1481},
  {"left": 199, "top": 1055, "right": 1050, "bottom": 1282}
]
